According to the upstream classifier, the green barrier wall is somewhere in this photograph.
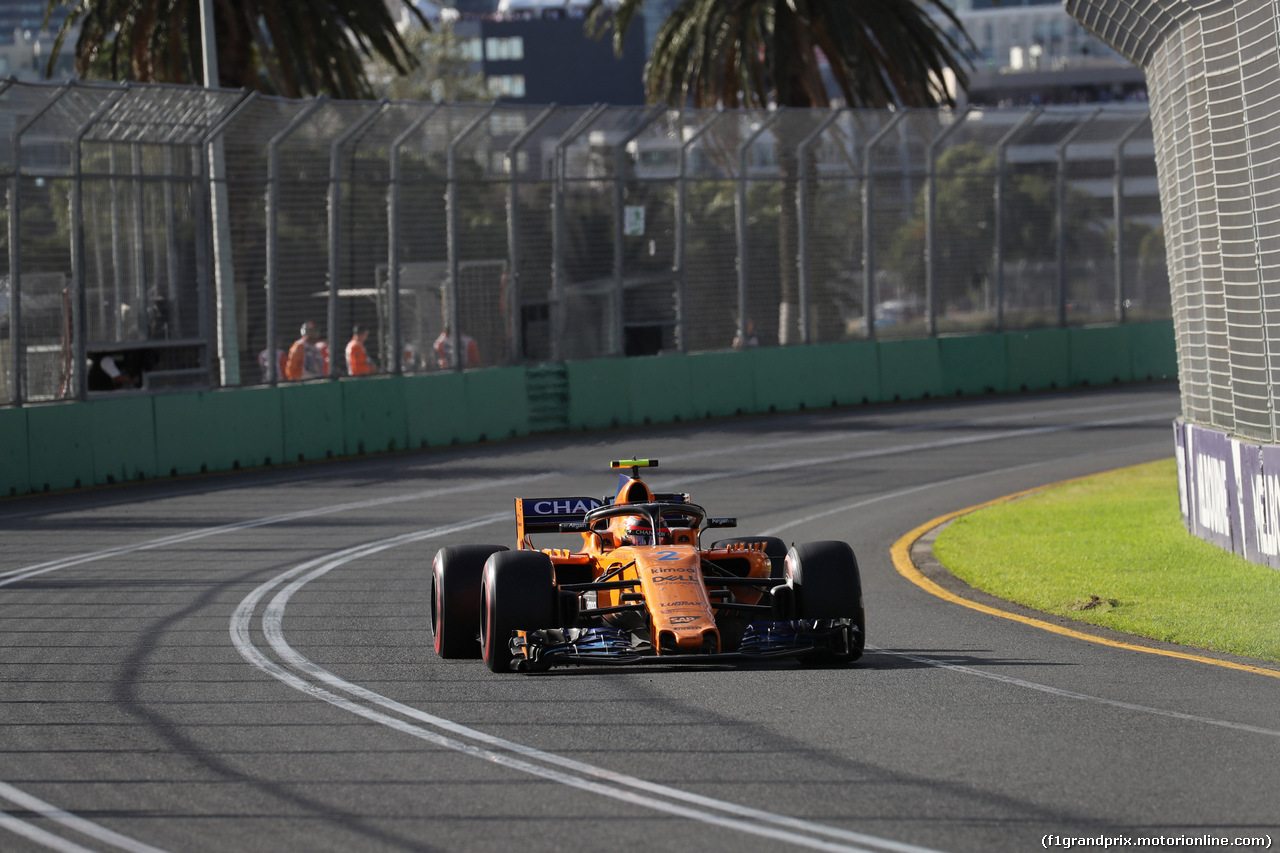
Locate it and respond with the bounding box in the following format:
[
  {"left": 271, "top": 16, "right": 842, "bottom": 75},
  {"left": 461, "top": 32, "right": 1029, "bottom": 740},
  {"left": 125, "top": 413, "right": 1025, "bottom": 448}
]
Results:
[
  {"left": 0, "top": 323, "right": 1179, "bottom": 498},
  {"left": 26, "top": 402, "right": 95, "bottom": 493},
  {"left": 1007, "top": 328, "right": 1071, "bottom": 391},
  {"left": 0, "top": 405, "right": 30, "bottom": 496},
  {"left": 90, "top": 396, "right": 159, "bottom": 485},
  {"left": 629, "top": 355, "right": 696, "bottom": 425},
  {"left": 220, "top": 387, "right": 287, "bottom": 470},
  {"left": 405, "top": 372, "right": 467, "bottom": 449},
  {"left": 752, "top": 345, "right": 853, "bottom": 412},
  {"left": 465, "top": 367, "right": 530, "bottom": 442},
  {"left": 686, "top": 352, "right": 755, "bottom": 418},
  {"left": 153, "top": 393, "right": 209, "bottom": 477},
  {"left": 155, "top": 388, "right": 286, "bottom": 477},
  {"left": 878, "top": 338, "right": 943, "bottom": 401},
  {"left": 827, "top": 340, "right": 882, "bottom": 406},
  {"left": 939, "top": 334, "right": 1007, "bottom": 397},
  {"left": 566, "top": 359, "right": 630, "bottom": 430},
  {"left": 1129, "top": 321, "right": 1178, "bottom": 380},
  {"left": 282, "top": 381, "right": 345, "bottom": 463},
  {"left": 343, "top": 376, "right": 408, "bottom": 456},
  {"left": 1070, "top": 325, "right": 1133, "bottom": 386}
]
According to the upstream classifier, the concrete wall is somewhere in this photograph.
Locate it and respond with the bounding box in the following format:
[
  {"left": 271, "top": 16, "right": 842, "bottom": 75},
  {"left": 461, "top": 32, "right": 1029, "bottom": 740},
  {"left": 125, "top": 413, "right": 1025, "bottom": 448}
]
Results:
[{"left": 0, "top": 323, "right": 1176, "bottom": 497}]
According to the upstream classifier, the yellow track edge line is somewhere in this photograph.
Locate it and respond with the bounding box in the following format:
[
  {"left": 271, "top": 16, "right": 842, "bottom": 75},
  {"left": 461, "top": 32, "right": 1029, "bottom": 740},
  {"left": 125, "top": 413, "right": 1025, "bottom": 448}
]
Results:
[{"left": 890, "top": 481, "right": 1280, "bottom": 681}]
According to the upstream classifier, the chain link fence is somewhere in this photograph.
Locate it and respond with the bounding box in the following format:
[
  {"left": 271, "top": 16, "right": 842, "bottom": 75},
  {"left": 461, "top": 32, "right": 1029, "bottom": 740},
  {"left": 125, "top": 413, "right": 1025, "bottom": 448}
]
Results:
[{"left": 0, "top": 79, "right": 1168, "bottom": 406}]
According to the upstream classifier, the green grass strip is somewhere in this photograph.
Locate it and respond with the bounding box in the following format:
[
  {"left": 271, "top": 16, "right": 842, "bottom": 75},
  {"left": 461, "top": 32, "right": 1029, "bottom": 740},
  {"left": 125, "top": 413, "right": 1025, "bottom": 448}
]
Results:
[{"left": 933, "top": 458, "right": 1280, "bottom": 663}]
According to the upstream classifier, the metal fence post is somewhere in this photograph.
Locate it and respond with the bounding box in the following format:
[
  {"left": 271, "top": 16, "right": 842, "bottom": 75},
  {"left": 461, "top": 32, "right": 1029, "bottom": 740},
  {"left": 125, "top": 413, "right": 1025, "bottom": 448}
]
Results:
[
  {"left": 191, "top": 143, "right": 210, "bottom": 358},
  {"left": 129, "top": 141, "right": 148, "bottom": 341},
  {"left": 1114, "top": 114, "right": 1148, "bottom": 323},
  {"left": 735, "top": 111, "right": 780, "bottom": 348},
  {"left": 108, "top": 144, "right": 125, "bottom": 340},
  {"left": 674, "top": 110, "right": 722, "bottom": 354},
  {"left": 208, "top": 130, "right": 239, "bottom": 386},
  {"left": 327, "top": 101, "right": 387, "bottom": 377},
  {"left": 993, "top": 109, "right": 1041, "bottom": 331},
  {"left": 505, "top": 104, "right": 558, "bottom": 365},
  {"left": 8, "top": 82, "right": 72, "bottom": 405},
  {"left": 446, "top": 105, "right": 498, "bottom": 372},
  {"left": 388, "top": 104, "right": 440, "bottom": 376},
  {"left": 796, "top": 109, "right": 843, "bottom": 346},
  {"left": 1056, "top": 108, "right": 1100, "bottom": 327},
  {"left": 265, "top": 98, "right": 326, "bottom": 385},
  {"left": 612, "top": 106, "right": 665, "bottom": 357},
  {"left": 551, "top": 104, "right": 607, "bottom": 363},
  {"left": 200, "top": 90, "right": 255, "bottom": 383},
  {"left": 163, "top": 146, "right": 182, "bottom": 336},
  {"left": 861, "top": 111, "right": 909, "bottom": 341},
  {"left": 925, "top": 107, "right": 971, "bottom": 337},
  {"left": 71, "top": 90, "right": 128, "bottom": 400}
]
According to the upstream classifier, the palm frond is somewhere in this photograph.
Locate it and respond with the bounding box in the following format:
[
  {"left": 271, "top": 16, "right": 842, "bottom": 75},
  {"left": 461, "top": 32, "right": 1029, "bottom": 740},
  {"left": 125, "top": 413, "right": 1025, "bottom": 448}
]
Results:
[
  {"left": 604, "top": 0, "right": 973, "bottom": 109},
  {"left": 43, "top": 0, "right": 426, "bottom": 98}
]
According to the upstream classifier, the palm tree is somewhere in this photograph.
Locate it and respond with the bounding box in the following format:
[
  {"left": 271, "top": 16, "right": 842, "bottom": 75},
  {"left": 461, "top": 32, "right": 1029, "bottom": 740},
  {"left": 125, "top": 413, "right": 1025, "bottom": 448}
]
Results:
[
  {"left": 589, "top": 0, "right": 973, "bottom": 343},
  {"left": 43, "top": 0, "right": 427, "bottom": 98},
  {"left": 593, "top": 0, "right": 971, "bottom": 109}
]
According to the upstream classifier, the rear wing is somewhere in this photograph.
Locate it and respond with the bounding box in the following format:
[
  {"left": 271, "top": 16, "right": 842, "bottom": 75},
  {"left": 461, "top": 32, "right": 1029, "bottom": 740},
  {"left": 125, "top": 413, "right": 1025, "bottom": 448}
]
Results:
[{"left": 516, "top": 496, "right": 604, "bottom": 543}]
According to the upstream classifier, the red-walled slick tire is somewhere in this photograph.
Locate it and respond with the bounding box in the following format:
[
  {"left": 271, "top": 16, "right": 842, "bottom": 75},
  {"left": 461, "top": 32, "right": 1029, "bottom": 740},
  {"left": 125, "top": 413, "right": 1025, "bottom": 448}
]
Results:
[{"left": 432, "top": 544, "right": 507, "bottom": 659}]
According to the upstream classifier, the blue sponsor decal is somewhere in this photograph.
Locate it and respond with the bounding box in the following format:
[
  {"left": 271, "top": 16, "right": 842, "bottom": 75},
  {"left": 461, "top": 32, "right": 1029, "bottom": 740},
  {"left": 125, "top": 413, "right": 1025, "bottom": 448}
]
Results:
[{"left": 521, "top": 497, "right": 603, "bottom": 517}]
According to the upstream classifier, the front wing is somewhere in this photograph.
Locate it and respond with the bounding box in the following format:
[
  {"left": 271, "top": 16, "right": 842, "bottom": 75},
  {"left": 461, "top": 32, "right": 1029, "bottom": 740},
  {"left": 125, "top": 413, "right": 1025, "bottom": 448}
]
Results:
[{"left": 509, "top": 620, "right": 860, "bottom": 671}]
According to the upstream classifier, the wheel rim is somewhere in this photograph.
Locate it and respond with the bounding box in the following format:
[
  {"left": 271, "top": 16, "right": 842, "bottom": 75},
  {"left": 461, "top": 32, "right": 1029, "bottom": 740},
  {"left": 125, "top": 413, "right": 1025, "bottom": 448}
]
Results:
[
  {"left": 431, "top": 568, "right": 444, "bottom": 654},
  {"left": 480, "top": 580, "right": 493, "bottom": 661}
]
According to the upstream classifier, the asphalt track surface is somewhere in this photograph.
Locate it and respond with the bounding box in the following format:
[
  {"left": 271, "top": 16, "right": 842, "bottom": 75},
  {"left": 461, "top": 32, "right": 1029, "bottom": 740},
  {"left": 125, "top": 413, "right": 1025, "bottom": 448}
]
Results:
[{"left": 3, "top": 383, "right": 1278, "bottom": 853}]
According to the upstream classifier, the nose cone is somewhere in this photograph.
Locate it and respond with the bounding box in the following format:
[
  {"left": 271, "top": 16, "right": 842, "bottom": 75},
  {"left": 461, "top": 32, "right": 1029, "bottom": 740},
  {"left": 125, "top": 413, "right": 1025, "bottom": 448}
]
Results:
[{"left": 632, "top": 547, "right": 720, "bottom": 653}]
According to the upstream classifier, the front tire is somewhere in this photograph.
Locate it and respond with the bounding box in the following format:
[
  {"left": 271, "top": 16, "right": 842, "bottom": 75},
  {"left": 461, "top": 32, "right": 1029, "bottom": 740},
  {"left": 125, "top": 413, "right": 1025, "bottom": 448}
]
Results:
[
  {"left": 480, "top": 550, "right": 558, "bottom": 673},
  {"left": 432, "top": 544, "right": 507, "bottom": 659},
  {"left": 786, "top": 540, "right": 865, "bottom": 663}
]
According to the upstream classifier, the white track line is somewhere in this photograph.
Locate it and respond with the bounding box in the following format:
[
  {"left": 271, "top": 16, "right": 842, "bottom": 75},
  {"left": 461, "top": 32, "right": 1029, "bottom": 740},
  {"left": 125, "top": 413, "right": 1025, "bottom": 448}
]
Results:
[
  {"left": 663, "top": 411, "right": 1174, "bottom": 491},
  {"left": 0, "top": 782, "right": 170, "bottom": 853},
  {"left": 662, "top": 398, "right": 1176, "bottom": 466},
  {"left": 756, "top": 438, "right": 1164, "bottom": 537},
  {"left": 0, "top": 814, "right": 98, "bottom": 853},
  {"left": 233, "top": 518, "right": 943, "bottom": 853},
  {"left": 868, "top": 647, "right": 1280, "bottom": 738},
  {"left": 0, "top": 473, "right": 555, "bottom": 586}
]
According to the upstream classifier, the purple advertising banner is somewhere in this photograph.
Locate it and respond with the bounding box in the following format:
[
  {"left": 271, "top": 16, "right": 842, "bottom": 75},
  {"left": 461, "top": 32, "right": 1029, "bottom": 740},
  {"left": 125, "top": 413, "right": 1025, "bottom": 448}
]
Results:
[
  {"left": 1178, "top": 419, "right": 1280, "bottom": 570},
  {"left": 1183, "top": 422, "right": 1235, "bottom": 553},
  {"left": 1174, "top": 420, "right": 1190, "bottom": 530},
  {"left": 1254, "top": 445, "right": 1280, "bottom": 570},
  {"left": 1235, "top": 438, "right": 1263, "bottom": 566}
]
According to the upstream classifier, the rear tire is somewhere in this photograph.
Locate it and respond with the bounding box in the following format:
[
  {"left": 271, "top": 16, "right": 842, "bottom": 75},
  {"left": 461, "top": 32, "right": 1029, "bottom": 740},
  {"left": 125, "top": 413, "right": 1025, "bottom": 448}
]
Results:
[
  {"left": 786, "top": 540, "right": 865, "bottom": 663},
  {"left": 432, "top": 544, "right": 507, "bottom": 659},
  {"left": 480, "top": 550, "right": 558, "bottom": 673},
  {"left": 710, "top": 536, "right": 788, "bottom": 578}
]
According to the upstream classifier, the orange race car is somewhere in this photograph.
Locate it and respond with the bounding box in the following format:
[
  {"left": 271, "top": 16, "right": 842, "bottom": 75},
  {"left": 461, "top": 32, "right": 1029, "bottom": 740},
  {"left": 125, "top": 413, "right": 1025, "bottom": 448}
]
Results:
[{"left": 431, "top": 459, "right": 865, "bottom": 673}]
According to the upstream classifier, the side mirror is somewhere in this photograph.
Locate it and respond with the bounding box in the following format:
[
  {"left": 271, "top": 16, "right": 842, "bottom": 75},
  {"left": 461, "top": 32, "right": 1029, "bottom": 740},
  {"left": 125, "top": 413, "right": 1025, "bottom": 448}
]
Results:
[
  {"left": 559, "top": 522, "right": 590, "bottom": 533},
  {"left": 705, "top": 517, "right": 737, "bottom": 529}
]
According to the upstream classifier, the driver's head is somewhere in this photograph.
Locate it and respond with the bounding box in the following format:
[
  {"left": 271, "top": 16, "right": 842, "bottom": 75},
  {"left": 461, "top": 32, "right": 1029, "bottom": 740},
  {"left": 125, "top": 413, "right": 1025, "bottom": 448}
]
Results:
[{"left": 622, "top": 517, "right": 669, "bottom": 546}]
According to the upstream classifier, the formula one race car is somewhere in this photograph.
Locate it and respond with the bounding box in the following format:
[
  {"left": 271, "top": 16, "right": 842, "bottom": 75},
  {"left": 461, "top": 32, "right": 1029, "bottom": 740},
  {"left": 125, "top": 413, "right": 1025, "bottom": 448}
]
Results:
[{"left": 431, "top": 459, "right": 865, "bottom": 673}]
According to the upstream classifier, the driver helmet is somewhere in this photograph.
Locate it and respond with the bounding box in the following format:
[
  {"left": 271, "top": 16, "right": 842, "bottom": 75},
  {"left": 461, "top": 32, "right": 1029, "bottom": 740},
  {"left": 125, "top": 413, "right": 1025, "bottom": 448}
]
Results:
[{"left": 622, "top": 517, "right": 670, "bottom": 546}]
